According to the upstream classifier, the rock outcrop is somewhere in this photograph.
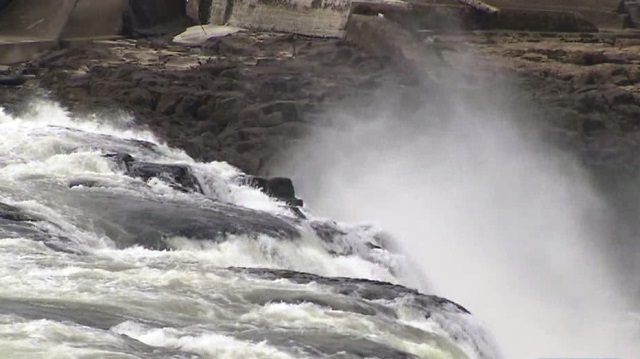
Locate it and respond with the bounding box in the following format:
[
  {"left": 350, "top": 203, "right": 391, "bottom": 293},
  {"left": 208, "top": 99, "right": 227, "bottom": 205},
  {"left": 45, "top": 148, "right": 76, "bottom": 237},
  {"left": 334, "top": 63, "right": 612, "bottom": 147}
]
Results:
[
  {"left": 94, "top": 152, "right": 306, "bottom": 208},
  {"left": 25, "top": 31, "right": 393, "bottom": 175},
  {"left": 104, "top": 153, "right": 204, "bottom": 193}
]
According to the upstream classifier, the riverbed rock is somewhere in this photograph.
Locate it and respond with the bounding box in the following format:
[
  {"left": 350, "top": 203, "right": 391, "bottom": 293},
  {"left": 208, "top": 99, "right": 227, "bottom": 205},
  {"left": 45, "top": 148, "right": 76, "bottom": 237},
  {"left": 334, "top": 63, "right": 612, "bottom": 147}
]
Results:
[
  {"left": 104, "top": 153, "right": 204, "bottom": 193},
  {"left": 242, "top": 176, "right": 303, "bottom": 207}
]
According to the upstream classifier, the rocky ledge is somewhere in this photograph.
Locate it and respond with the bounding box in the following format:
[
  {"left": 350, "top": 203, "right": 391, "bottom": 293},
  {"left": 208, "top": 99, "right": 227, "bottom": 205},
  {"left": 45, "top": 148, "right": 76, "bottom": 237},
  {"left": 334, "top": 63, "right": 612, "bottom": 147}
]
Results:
[
  {"left": 1, "top": 30, "right": 400, "bottom": 175},
  {"left": 4, "top": 18, "right": 640, "bottom": 179},
  {"left": 465, "top": 31, "right": 640, "bottom": 173}
]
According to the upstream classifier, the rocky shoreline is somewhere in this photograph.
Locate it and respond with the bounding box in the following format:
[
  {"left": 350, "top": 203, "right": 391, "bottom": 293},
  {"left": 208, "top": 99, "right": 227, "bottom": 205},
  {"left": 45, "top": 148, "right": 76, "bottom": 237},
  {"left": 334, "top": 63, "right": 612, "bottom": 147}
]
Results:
[
  {"left": 2, "top": 30, "right": 403, "bottom": 175},
  {"left": 3, "top": 22, "right": 640, "bottom": 179}
]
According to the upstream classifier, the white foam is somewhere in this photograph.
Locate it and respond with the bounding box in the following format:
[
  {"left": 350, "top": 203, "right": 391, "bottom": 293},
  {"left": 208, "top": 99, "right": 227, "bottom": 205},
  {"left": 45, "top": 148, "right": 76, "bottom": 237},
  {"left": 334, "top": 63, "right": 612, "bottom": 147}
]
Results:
[
  {"left": 0, "top": 318, "right": 134, "bottom": 359},
  {"left": 112, "top": 321, "right": 297, "bottom": 359},
  {"left": 0, "top": 100, "right": 487, "bottom": 358},
  {"left": 238, "top": 302, "right": 466, "bottom": 359},
  {"left": 163, "top": 232, "right": 400, "bottom": 282}
]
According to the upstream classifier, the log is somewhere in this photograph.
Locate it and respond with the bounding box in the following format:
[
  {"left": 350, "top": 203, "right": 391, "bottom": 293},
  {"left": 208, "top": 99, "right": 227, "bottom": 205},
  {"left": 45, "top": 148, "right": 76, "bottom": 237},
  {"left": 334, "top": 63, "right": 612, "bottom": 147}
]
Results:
[{"left": 457, "top": 0, "right": 499, "bottom": 14}]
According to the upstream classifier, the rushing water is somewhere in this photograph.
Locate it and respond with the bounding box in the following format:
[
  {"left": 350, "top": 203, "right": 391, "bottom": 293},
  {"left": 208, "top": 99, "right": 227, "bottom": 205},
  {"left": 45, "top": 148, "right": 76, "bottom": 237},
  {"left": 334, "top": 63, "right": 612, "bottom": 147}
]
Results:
[
  {"left": 0, "top": 101, "right": 499, "bottom": 359},
  {"left": 276, "top": 90, "right": 640, "bottom": 358}
]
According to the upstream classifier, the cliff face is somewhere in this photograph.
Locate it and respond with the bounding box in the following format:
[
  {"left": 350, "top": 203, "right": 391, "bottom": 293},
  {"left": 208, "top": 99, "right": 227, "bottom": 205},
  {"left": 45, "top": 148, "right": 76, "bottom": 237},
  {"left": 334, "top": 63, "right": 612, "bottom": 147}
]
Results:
[
  {"left": 17, "top": 32, "right": 396, "bottom": 175},
  {"left": 7, "top": 21, "right": 639, "bottom": 176}
]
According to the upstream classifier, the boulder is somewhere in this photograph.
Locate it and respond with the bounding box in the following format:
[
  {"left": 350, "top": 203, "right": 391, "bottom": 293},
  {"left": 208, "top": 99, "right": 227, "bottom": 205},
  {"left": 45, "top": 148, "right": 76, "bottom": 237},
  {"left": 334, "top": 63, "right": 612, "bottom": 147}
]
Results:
[
  {"left": 64, "top": 190, "right": 300, "bottom": 250},
  {"left": 242, "top": 176, "right": 303, "bottom": 207},
  {"left": 104, "top": 153, "right": 204, "bottom": 193}
]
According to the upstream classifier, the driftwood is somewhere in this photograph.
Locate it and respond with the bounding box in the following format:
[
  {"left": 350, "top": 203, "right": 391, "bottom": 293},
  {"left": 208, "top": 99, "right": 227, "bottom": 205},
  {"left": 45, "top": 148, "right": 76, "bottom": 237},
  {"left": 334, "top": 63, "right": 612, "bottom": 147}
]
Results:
[{"left": 458, "top": 0, "right": 500, "bottom": 14}]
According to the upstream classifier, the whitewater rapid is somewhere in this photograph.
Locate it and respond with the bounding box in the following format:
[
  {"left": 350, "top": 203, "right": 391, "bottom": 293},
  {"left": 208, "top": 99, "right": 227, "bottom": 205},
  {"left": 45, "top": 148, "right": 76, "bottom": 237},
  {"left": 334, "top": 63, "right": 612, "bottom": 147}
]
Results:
[{"left": 0, "top": 101, "right": 499, "bottom": 359}]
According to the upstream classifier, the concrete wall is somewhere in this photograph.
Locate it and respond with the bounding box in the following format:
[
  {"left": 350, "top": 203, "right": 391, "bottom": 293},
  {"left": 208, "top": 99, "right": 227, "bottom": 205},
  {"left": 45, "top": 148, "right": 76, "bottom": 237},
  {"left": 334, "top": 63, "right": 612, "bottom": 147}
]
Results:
[
  {"left": 482, "top": 0, "right": 622, "bottom": 12},
  {"left": 415, "top": 0, "right": 622, "bottom": 12},
  {"left": 0, "top": 0, "right": 190, "bottom": 64},
  {"left": 61, "top": 0, "right": 129, "bottom": 39},
  {"left": 409, "top": 0, "right": 626, "bottom": 30},
  {"left": 0, "top": 0, "right": 130, "bottom": 64},
  {"left": 0, "top": 0, "right": 79, "bottom": 39},
  {"left": 484, "top": 0, "right": 626, "bottom": 29},
  {"left": 202, "top": 0, "right": 352, "bottom": 38}
]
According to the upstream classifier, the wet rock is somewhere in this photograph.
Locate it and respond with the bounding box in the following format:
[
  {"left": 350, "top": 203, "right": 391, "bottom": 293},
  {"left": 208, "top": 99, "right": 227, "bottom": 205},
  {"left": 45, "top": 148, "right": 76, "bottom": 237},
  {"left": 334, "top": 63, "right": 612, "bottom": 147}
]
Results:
[
  {"left": 32, "top": 32, "right": 400, "bottom": 175},
  {"left": 259, "top": 101, "right": 300, "bottom": 122},
  {"left": 242, "top": 176, "right": 303, "bottom": 207},
  {"left": 582, "top": 118, "right": 607, "bottom": 137},
  {"left": 127, "top": 88, "right": 155, "bottom": 110},
  {"left": 602, "top": 86, "right": 635, "bottom": 107},
  {"left": 129, "top": 162, "right": 203, "bottom": 193},
  {"left": 65, "top": 191, "right": 300, "bottom": 250},
  {"left": 104, "top": 153, "right": 204, "bottom": 193},
  {"left": 0, "top": 203, "right": 39, "bottom": 222},
  {"left": 156, "top": 90, "right": 186, "bottom": 115},
  {"left": 68, "top": 179, "right": 102, "bottom": 188},
  {"left": 239, "top": 267, "right": 471, "bottom": 314}
]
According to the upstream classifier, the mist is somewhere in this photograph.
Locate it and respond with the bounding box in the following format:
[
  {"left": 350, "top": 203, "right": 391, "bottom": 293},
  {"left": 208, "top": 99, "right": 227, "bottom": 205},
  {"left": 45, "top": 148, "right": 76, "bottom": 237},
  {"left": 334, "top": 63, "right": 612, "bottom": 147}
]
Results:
[{"left": 274, "top": 78, "right": 640, "bottom": 357}]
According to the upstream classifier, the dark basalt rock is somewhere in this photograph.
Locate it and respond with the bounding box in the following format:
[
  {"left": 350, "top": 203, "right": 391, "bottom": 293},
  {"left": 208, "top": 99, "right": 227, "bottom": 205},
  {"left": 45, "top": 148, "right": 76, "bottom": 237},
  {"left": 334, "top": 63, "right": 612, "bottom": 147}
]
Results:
[
  {"left": 235, "top": 267, "right": 471, "bottom": 315},
  {"left": 0, "top": 202, "right": 39, "bottom": 222},
  {"left": 103, "top": 153, "right": 306, "bottom": 213},
  {"left": 128, "top": 162, "right": 203, "bottom": 193},
  {"left": 0, "top": 202, "right": 78, "bottom": 253},
  {"left": 0, "top": 299, "right": 204, "bottom": 358},
  {"left": 64, "top": 190, "right": 300, "bottom": 250},
  {"left": 242, "top": 176, "right": 304, "bottom": 207},
  {"left": 49, "top": 126, "right": 161, "bottom": 156},
  {"left": 68, "top": 178, "right": 103, "bottom": 189},
  {"left": 104, "top": 153, "right": 203, "bottom": 193}
]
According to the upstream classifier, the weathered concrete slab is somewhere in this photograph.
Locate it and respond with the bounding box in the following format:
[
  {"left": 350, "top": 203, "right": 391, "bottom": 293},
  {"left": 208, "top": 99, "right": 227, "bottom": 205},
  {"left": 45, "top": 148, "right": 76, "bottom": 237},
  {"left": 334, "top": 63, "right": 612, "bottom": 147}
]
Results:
[
  {"left": 483, "top": 0, "right": 625, "bottom": 29},
  {"left": 352, "top": 0, "right": 410, "bottom": 15},
  {"left": 0, "top": 0, "right": 130, "bottom": 64},
  {"left": 415, "top": 0, "right": 626, "bottom": 30},
  {"left": 202, "top": 0, "right": 352, "bottom": 38},
  {"left": 389, "top": 2, "right": 598, "bottom": 32},
  {"left": 0, "top": 0, "right": 78, "bottom": 38},
  {"left": 417, "top": 0, "right": 621, "bottom": 12},
  {"left": 481, "top": 0, "right": 622, "bottom": 13}
]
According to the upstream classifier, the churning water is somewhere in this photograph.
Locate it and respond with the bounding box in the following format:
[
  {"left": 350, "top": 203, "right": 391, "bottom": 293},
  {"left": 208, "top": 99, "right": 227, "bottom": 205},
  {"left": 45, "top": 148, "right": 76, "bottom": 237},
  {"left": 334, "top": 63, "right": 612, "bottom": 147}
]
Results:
[
  {"left": 0, "top": 101, "right": 499, "bottom": 359},
  {"left": 277, "top": 87, "right": 640, "bottom": 358}
]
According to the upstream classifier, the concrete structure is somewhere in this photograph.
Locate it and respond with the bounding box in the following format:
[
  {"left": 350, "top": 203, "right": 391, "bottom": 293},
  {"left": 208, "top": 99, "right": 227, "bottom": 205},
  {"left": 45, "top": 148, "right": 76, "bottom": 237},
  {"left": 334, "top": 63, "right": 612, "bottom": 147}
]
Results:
[
  {"left": 197, "top": 0, "right": 352, "bottom": 38},
  {"left": 0, "top": 0, "right": 79, "bottom": 64},
  {"left": 0, "top": 0, "right": 194, "bottom": 64},
  {"left": 0, "top": 0, "right": 636, "bottom": 65},
  {"left": 0, "top": 0, "right": 131, "bottom": 64},
  {"left": 412, "top": 0, "right": 627, "bottom": 30},
  {"left": 483, "top": 0, "right": 626, "bottom": 29}
]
